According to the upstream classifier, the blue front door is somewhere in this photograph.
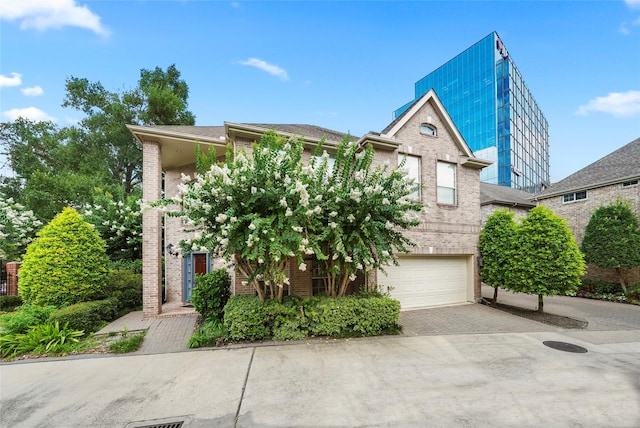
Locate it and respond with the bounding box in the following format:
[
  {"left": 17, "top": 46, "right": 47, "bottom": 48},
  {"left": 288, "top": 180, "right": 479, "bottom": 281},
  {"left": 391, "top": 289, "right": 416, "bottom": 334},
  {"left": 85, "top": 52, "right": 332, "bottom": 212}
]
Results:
[{"left": 183, "top": 252, "right": 210, "bottom": 302}]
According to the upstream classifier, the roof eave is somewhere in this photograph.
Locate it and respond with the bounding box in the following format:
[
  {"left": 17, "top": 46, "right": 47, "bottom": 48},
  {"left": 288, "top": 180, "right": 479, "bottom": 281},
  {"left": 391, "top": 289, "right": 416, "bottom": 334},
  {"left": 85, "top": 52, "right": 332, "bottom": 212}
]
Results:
[{"left": 535, "top": 174, "right": 640, "bottom": 199}]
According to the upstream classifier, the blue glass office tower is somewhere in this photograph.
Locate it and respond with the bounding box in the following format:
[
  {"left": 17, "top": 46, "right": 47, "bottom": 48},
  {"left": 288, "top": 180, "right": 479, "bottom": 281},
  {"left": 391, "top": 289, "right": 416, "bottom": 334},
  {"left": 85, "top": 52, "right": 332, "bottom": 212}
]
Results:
[{"left": 394, "top": 32, "right": 549, "bottom": 193}]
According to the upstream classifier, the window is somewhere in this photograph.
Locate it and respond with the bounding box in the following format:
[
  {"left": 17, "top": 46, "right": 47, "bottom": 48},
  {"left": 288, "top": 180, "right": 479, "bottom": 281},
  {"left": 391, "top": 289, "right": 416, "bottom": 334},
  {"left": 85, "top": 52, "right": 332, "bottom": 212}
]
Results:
[
  {"left": 562, "top": 191, "right": 587, "bottom": 203},
  {"left": 420, "top": 123, "right": 437, "bottom": 136},
  {"left": 399, "top": 154, "right": 421, "bottom": 200},
  {"left": 437, "top": 161, "right": 457, "bottom": 205},
  {"left": 621, "top": 180, "right": 638, "bottom": 188},
  {"left": 311, "top": 153, "right": 335, "bottom": 175},
  {"left": 312, "top": 261, "right": 327, "bottom": 296}
]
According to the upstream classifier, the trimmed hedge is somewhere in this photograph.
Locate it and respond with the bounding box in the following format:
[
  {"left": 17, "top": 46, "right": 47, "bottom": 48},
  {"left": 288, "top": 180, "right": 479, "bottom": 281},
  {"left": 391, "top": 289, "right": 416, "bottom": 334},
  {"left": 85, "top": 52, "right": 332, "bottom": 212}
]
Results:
[
  {"left": 224, "top": 295, "right": 401, "bottom": 341},
  {"left": 0, "top": 295, "right": 23, "bottom": 312},
  {"left": 48, "top": 298, "right": 119, "bottom": 334}
]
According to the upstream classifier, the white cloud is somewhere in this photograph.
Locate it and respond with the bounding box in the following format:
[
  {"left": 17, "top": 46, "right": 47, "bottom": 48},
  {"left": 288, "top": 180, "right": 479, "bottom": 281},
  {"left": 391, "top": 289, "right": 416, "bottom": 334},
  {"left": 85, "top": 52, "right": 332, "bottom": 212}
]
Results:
[
  {"left": 576, "top": 90, "right": 640, "bottom": 117},
  {"left": 3, "top": 107, "right": 56, "bottom": 122},
  {"left": 0, "top": 72, "right": 22, "bottom": 87},
  {"left": 626, "top": 0, "right": 640, "bottom": 10},
  {"left": 0, "top": 0, "right": 109, "bottom": 36},
  {"left": 21, "top": 86, "right": 44, "bottom": 96},
  {"left": 239, "top": 58, "right": 289, "bottom": 81}
]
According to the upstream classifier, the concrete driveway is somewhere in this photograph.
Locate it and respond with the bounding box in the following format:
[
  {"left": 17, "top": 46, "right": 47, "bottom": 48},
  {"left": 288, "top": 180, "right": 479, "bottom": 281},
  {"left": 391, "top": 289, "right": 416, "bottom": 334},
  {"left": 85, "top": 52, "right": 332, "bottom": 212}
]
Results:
[
  {"left": 2, "top": 331, "right": 640, "bottom": 427},
  {"left": 2, "top": 294, "right": 639, "bottom": 427}
]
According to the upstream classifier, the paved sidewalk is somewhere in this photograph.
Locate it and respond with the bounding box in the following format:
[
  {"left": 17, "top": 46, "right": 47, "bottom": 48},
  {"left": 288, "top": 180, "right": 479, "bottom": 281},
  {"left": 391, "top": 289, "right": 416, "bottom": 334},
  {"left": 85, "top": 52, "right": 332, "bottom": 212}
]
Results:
[{"left": 95, "top": 311, "right": 199, "bottom": 355}]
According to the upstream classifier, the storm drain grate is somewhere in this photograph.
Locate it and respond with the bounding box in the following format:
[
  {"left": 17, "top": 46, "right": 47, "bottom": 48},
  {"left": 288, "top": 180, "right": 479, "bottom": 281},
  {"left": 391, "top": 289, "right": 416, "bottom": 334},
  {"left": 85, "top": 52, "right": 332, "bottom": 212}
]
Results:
[
  {"left": 543, "top": 341, "right": 588, "bottom": 353},
  {"left": 131, "top": 421, "right": 183, "bottom": 428}
]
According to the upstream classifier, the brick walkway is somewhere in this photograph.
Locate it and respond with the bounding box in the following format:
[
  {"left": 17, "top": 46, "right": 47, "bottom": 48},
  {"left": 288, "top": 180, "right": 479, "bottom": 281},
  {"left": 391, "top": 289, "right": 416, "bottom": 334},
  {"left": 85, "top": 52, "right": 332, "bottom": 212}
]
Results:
[{"left": 95, "top": 311, "right": 199, "bottom": 355}]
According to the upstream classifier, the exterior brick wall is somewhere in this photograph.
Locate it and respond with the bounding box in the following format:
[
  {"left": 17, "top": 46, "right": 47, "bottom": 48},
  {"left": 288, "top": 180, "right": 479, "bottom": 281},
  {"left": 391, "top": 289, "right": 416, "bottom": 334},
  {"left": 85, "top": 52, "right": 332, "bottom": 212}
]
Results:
[
  {"left": 6, "top": 262, "right": 20, "bottom": 296},
  {"left": 537, "top": 182, "right": 640, "bottom": 285},
  {"left": 389, "top": 100, "right": 483, "bottom": 300},
  {"left": 141, "top": 139, "right": 163, "bottom": 318},
  {"left": 537, "top": 182, "right": 639, "bottom": 246},
  {"left": 585, "top": 264, "right": 640, "bottom": 287},
  {"left": 481, "top": 203, "right": 531, "bottom": 225}
]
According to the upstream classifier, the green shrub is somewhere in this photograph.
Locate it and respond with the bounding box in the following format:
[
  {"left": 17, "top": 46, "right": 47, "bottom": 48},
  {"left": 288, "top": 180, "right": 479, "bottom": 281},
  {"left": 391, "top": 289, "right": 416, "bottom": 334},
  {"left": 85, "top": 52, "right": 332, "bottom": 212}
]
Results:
[
  {"left": 0, "top": 304, "right": 56, "bottom": 334},
  {"left": 627, "top": 284, "right": 640, "bottom": 302},
  {"left": 223, "top": 295, "right": 401, "bottom": 341},
  {"left": 108, "top": 270, "right": 142, "bottom": 310},
  {"left": 224, "top": 296, "right": 271, "bottom": 341},
  {"left": 109, "top": 331, "right": 146, "bottom": 353},
  {"left": 579, "top": 279, "right": 623, "bottom": 295},
  {"left": 0, "top": 296, "right": 23, "bottom": 312},
  {"left": 0, "top": 321, "right": 84, "bottom": 359},
  {"left": 189, "top": 319, "right": 228, "bottom": 348},
  {"left": 18, "top": 208, "right": 110, "bottom": 307},
  {"left": 48, "top": 298, "right": 119, "bottom": 333},
  {"left": 192, "top": 269, "right": 231, "bottom": 321},
  {"left": 110, "top": 259, "right": 142, "bottom": 274}
]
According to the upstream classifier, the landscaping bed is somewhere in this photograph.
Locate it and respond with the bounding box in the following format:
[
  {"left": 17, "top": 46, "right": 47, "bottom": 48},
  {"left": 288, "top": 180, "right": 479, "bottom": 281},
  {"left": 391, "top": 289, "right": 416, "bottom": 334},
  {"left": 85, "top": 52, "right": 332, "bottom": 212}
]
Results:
[{"left": 481, "top": 299, "right": 588, "bottom": 329}]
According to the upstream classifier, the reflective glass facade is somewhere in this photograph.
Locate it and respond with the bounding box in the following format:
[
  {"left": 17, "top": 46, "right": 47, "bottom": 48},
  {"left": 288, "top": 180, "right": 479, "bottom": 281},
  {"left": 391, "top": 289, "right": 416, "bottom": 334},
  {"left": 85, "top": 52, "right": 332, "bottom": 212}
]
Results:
[{"left": 394, "top": 32, "right": 549, "bottom": 193}]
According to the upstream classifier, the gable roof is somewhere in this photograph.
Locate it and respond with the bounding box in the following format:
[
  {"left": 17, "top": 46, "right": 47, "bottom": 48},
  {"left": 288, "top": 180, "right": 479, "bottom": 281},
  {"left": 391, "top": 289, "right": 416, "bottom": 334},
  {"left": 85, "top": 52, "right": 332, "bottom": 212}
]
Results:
[
  {"left": 381, "top": 89, "right": 492, "bottom": 169},
  {"left": 536, "top": 137, "right": 640, "bottom": 199},
  {"left": 480, "top": 182, "right": 535, "bottom": 208}
]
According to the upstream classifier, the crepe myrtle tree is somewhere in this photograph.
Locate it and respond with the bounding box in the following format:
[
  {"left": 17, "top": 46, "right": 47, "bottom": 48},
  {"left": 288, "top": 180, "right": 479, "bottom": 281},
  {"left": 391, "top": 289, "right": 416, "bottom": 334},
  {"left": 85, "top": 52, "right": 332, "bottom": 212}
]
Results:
[
  {"left": 0, "top": 194, "right": 42, "bottom": 261},
  {"left": 81, "top": 188, "right": 143, "bottom": 262},
  {"left": 306, "top": 138, "right": 422, "bottom": 297},
  {"left": 581, "top": 199, "right": 640, "bottom": 294},
  {"left": 509, "top": 206, "right": 585, "bottom": 312},
  {"left": 479, "top": 209, "right": 518, "bottom": 303},
  {"left": 161, "top": 130, "right": 316, "bottom": 302},
  {"left": 158, "top": 130, "right": 422, "bottom": 301}
]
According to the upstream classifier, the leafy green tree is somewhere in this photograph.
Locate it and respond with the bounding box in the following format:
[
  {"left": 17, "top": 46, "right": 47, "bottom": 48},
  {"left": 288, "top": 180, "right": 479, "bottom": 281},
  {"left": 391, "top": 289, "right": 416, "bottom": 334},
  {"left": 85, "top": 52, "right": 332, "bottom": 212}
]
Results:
[
  {"left": 18, "top": 207, "right": 110, "bottom": 307},
  {"left": 63, "top": 64, "right": 195, "bottom": 194},
  {"left": 509, "top": 206, "right": 585, "bottom": 312},
  {"left": 0, "top": 119, "right": 107, "bottom": 222},
  {"left": 307, "top": 139, "right": 422, "bottom": 297},
  {"left": 479, "top": 209, "right": 517, "bottom": 303},
  {"left": 581, "top": 200, "right": 640, "bottom": 293}
]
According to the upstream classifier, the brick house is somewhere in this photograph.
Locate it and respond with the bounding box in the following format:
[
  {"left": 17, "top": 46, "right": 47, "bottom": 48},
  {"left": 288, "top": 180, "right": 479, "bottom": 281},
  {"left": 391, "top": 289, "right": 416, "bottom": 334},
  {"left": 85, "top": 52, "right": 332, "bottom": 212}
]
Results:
[
  {"left": 534, "top": 137, "right": 640, "bottom": 285},
  {"left": 129, "top": 90, "right": 491, "bottom": 318}
]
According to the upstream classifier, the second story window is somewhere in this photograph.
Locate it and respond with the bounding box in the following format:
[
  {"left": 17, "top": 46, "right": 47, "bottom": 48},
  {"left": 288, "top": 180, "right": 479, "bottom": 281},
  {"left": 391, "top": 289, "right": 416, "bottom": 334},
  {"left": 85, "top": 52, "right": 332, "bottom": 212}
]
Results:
[
  {"left": 562, "top": 191, "right": 587, "bottom": 203},
  {"left": 399, "top": 154, "right": 421, "bottom": 201},
  {"left": 437, "top": 161, "right": 457, "bottom": 205},
  {"left": 420, "top": 123, "right": 437, "bottom": 136}
]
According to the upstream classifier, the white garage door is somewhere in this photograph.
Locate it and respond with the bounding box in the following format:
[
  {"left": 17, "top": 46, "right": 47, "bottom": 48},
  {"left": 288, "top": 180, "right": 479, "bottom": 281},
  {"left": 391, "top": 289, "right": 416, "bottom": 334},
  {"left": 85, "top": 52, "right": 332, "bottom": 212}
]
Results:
[{"left": 379, "top": 256, "right": 471, "bottom": 309}]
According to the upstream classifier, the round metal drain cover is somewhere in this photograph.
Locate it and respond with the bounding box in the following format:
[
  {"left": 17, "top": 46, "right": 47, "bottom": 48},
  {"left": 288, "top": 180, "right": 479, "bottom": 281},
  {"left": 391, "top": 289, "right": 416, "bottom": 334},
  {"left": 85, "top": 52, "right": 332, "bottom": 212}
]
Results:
[{"left": 543, "top": 341, "right": 587, "bottom": 353}]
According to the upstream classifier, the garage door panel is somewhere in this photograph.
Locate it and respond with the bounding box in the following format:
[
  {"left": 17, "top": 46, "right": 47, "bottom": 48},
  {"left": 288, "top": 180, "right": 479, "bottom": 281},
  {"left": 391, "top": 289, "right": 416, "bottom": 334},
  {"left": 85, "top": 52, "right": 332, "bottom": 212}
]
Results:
[{"left": 380, "top": 256, "right": 470, "bottom": 309}]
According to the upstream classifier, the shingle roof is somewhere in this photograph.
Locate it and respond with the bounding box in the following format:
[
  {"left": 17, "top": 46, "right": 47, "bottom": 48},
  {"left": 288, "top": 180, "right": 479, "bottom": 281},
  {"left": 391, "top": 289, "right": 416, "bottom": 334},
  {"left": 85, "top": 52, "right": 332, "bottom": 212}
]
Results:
[
  {"left": 245, "top": 124, "right": 354, "bottom": 142},
  {"left": 537, "top": 137, "right": 640, "bottom": 198},
  {"left": 148, "top": 124, "right": 353, "bottom": 143},
  {"left": 480, "top": 183, "right": 535, "bottom": 207}
]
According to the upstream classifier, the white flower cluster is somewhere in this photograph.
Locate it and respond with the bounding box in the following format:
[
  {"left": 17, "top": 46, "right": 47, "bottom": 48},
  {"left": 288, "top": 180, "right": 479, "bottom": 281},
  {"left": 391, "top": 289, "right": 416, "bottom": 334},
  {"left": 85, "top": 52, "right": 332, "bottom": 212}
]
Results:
[{"left": 0, "top": 197, "right": 42, "bottom": 259}]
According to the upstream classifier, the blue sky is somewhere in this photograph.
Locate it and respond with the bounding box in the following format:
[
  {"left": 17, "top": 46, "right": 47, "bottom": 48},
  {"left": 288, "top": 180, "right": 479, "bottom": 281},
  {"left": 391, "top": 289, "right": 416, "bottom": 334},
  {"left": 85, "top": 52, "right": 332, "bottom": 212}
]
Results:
[{"left": 1, "top": 0, "right": 639, "bottom": 182}]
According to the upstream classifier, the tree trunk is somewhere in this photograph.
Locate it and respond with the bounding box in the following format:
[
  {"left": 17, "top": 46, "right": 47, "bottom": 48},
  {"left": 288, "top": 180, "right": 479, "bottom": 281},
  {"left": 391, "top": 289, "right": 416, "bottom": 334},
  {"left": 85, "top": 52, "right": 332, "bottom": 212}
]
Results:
[
  {"left": 537, "top": 294, "right": 544, "bottom": 312},
  {"left": 616, "top": 267, "right": 628, "bottom": 294},
  {"left": 337, "top": 267, "right": 350, "bottom": 297},
  {"left": 493, "top": 286, "right": 498, "bottom": 304}
]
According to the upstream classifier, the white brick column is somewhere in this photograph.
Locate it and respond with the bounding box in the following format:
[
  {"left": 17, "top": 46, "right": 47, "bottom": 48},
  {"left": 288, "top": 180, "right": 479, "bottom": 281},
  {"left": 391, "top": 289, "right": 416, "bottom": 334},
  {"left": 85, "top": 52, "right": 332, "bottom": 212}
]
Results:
[{"left": 142, "top": 139, "right": 163, "bottom": 318}]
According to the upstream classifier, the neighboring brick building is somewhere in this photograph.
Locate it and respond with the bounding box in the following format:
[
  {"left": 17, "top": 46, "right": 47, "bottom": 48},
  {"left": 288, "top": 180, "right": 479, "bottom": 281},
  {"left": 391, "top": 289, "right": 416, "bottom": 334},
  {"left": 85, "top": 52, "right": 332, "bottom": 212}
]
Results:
[
  {"left": 129, "top": 90, "right": 491, "bottom": 318},
  {"left": 480, "top": 182, "right": 535, "bottom": 224},
  {"left": 534, "top": 137, "right": 640, "bottom": 285}
]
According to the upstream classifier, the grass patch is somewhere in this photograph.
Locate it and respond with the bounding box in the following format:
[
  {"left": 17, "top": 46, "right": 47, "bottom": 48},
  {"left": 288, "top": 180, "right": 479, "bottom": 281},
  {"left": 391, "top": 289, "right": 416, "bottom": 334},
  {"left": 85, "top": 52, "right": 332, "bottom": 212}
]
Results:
[{"left": 109, "top": 330, "right": 146, "bottom": 353}]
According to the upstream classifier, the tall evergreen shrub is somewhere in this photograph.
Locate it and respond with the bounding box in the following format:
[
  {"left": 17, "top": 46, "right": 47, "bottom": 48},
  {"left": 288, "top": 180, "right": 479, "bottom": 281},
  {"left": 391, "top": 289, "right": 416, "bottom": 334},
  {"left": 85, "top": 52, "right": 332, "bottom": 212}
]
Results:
[{"left": 18, "top": 207, "right": 109, "bottom": 307}]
